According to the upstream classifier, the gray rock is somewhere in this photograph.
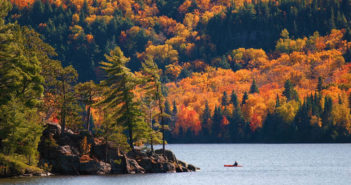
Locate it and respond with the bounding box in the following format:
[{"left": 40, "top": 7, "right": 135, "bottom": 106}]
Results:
[
  {"left": 188, "top": 164, "right": 196, "bottom": 172},
  {"left": 79, "top": 160, "right": 111, "bottom": 175},
  {"left": 155, "top": 149, "right": 177, "bottom": 162},
  {"left": 124, "top": 155, "right": 145, "bottom": 174}
]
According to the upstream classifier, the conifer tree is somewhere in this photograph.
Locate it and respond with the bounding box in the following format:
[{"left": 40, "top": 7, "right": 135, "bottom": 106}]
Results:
[
  {"left": 322, "top": 96, "right": 333, "bottom": 128},
  {"left": 0, "top": 2, "right": 45, "bottom": 163},
  {"left": 249, "top": 79, "right": 259, "bottom": 94},
  {"left": 242, "top": 92, "right": 248, "bottom": 105},
  {"left": 141, "top": 57, "right": 169, "bottom": 154},
  {"left": 283, "top": 80, "right": 299, "bottom": 101},
  {"left": 172, "top": 100, "right": 177, "bottom": 115},
  {"left": 75, "top": 80, "right": 101, "bottom": 134},
  {"left": 317, "top": 76, "right": 323, "bottom": 92},
  {"left": 230, "top": 105, "right": 245, "bottom": 141},
  {"left": 211, "top": 105, "right": 223, "bottom": 140},
  {"left": 201, "top": 101, "right": 211, "bottom": 137},
  {"left": 100, "top": 47, "right": 145, "bottom": 151},
  {"left": 275, "top": 94, "right": 280, "bottom": 108},
  {"left": 221, "top": 91, "right": 228, "bottom": 107},
  {"left": 230, "top": 90, "right": 238, "bottom": 108},
  {"left": 57, "top": 65, "right": 79, "bottom": 134}
]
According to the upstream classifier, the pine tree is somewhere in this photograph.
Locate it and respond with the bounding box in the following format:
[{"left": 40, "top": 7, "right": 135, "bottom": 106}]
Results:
[
  {"left": 317, "top": 76, "right": 323, "bottom": 92},
  {"left": 0, "top": 99, "right": 44, "bottom": 164},
  {"left": 171, "top": 100, "right": 177, "bottom": 130},
  {"left": 283, "top": 80, "right": 299, "bottom": 101},
  {"left": 275, "top": 94, "right": 280, "bottom": 108},
  {"left": 322, "top": 96, "right": 333, "bottom": 128},
  {"left": 201, "top": 101, "right": 211, "bottom": 138},
  {"left": 140, "top": 96, "right": 161, "bottom": 152},
  {"left": 141, "top": 57, "right": 169, "bottom": 155},
  {"left": 57, "top": 66, "right": 79, "bottom": 134},
  {"left": 230, "top": 90, "right": 238, "bottom": 108},
  {"left": 229, "top": 105, "right": 245, "bottom": 141},
  {"left": 99, "top": 47, "right": 145, "bottom": 151},
  {"left": 242, "top": 92, "right": 248, "bottom": 105},
  {"left": 0, "top": 9, "right": 44, "bottom": 107},
  {"left": 172, "top": 100, "right": 177, "bottom": 115},
  {"left": 75, "top": 80, "right": 101, "bottom": 134},
  {"left": 249, "top": 79, "right": 259, "bottom": 94},
  {"left": 211, "top": 105, "right": 223, "bottom": 141},
  {"left": 96, "top": 111, "right": 128, "bottom": 162},
  {"left": 222, "top": 91, "right": 228, "bottom": 107},
  {"left": 0, "top": 3, "right": 46, "bottom": 163}
]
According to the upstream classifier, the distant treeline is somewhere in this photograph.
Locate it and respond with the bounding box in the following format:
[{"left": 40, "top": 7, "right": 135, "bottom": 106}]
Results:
[{"left": 166, "top": 81, "right": 351, "bottom": 143}]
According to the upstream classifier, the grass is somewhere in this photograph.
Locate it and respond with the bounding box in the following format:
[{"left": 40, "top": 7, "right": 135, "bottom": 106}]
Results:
[{"left": 0, "top": 153, "right": 44, "bottom": 177}]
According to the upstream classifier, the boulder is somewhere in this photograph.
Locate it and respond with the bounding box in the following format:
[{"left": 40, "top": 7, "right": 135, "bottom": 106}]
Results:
[
  {"left": 79, "top": 160, "right": 111, "bottom": 175},
  {"left": 137, "top": 157, "right": 154, "bottom": 172},
  {"left": 188, "top": 164, "right": 196, "bottom": 172},
  {"left": 53, "top": 154, "right": 80, "bottom": 175},
  {"left": 160, "top": 162, "right": 176, "bottom": 173},
  {"left": 155, "top": 149, "right": 177, "bottom": 162},
  {"left": 110, "top": 159, "right": 125, "bottom": 174},
  {"left": 124, "top": 155, "right": 145, "bottom": 174},
  {"left": 92, "top": 141, "right": 121, "bottom": 163}
]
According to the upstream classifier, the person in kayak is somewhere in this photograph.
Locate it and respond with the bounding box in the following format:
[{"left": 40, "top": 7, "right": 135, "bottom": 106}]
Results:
[{"left": 233, "top": 161, "right": 238, "bottom": 166}]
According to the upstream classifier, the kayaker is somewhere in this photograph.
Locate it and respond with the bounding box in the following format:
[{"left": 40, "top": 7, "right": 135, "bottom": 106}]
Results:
[{"left": 233, "top": 161, "right": 238, "bottom": 166}]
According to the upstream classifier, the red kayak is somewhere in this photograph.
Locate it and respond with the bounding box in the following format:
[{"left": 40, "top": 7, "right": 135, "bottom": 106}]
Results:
[{"left": 224, "top": 165, "right": 242, "bottom": 167}]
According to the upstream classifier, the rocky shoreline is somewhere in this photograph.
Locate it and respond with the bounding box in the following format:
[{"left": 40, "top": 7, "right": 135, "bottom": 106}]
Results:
[{"left": 37, "top": 123, "right": 199, "bottom": 175}]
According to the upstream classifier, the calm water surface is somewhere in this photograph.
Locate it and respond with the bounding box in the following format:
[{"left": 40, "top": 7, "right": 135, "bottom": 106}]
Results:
[{"left": 1, "top": 144, "right": 350, "bottom": 185}]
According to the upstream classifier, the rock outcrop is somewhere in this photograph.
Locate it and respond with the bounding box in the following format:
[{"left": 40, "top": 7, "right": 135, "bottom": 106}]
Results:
[{"left": 38, "top": 123, "right": 199, "bottom": 175}]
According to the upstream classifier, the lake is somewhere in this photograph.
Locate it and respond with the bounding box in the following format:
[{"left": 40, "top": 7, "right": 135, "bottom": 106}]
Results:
[{"left": 1, "top": 144, "right": 350, "bottom": 185}]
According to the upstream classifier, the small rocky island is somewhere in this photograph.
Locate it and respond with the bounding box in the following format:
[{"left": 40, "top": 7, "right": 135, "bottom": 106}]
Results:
[{"left": 37, "top": 123, "right": 199, "bottom": 175}]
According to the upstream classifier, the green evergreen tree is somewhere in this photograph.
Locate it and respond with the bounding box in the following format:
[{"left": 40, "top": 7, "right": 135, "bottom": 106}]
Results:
[
  {"left": 0, "top": 99, "right": 43, "bottom": 165},
  {"left": 283, "top": 80, "right": 299, "bottom": 101},
  {"left": 322, "top": 96, "right": 333, "bottom": 130},
  {"left": 57, "top": 66, "right": 79, "bottom": 134},
  {"left": 229, "top": 105, "right": 245, "bottom": 142},
  {"left": 317, "top": 76, "right": 323, "bottom": 92},
  {"left": 172, "top": 100, "right": 177, "bottom": 115},
  {"left": 211, "top": 105, "right": 223, "bottom": 141},
  {"left": 242, "top": 91, "right": 248, "bottom": 105},
  {"left": 201, "top": 101, "right": 211, "bottom": 138},
  {"left": 75, "top": 80, "right": 101, "bottom": 134},
  {"left": 221, "top": 91, "right": 228, "bottom": 107},
  {"left": 230, "top": 90, "right": 238, "bottom": 108},
  {"left": 141, "top": 57, "right": 169, "bottom": 155},
  {"left": 275, "top": 94, "right": 280, "bottom": 108},
  {"left": 249, "top": 79, "right": 259, "bottom": 94},
  {"left": 0, "top": 2, "right": 45, "bottom": 164},
  {"left": 96, "top": 110, "right": 129, "bottom": 162},
  {"left": 99, "top": 47, "right": 146, "bottom": 151}
]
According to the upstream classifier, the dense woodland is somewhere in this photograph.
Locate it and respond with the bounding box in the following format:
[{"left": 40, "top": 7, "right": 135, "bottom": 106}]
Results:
[{"left": 1, "top": 0, "right": 351, "bottom": 169}]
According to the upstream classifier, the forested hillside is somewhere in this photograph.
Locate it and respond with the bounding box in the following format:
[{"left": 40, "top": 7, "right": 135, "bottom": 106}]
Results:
[
  {"left": 166, "top": 29, "right": 351, "bottom": 143},
  {"left": 7, "top": 0, "right": 351, "bottom": 81},
  {"left": 1, "top": 0, "right": 351, "bottom": 173}
]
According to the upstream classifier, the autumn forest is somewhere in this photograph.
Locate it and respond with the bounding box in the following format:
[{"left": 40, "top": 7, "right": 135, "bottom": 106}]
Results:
[{"left": 1, "top": 0, "right": 351, "bottom": 172}]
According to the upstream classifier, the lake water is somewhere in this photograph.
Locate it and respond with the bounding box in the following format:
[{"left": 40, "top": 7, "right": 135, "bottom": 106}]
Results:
[{"left": 1, "top": 144, "right": 350, "bottom": 185}]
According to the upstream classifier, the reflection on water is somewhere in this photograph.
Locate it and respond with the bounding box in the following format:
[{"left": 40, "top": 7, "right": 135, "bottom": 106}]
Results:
[{"left": 1, "top": 144, "right": 351, "bottom": 185}]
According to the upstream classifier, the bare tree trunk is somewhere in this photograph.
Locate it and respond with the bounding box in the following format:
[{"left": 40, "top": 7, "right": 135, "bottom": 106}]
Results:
[
  {"left": 149, "top": 103, "right": 154, "bottom": 152},
  {"left": 87, "top": 106, "right": 91, "bottom": 133},
  {"left": 105, "top": 135, "right": 108, "bottom": 162},
  {"left": 157, "top": 88, "right": 165, "bottom": 156},
  {"left": 61, "top": 80, "right": 66, "bottom": 135}
]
